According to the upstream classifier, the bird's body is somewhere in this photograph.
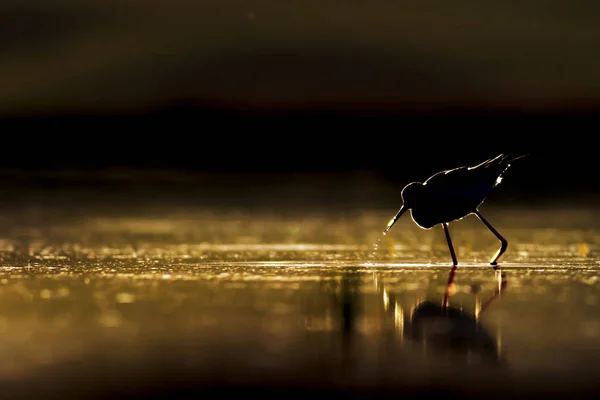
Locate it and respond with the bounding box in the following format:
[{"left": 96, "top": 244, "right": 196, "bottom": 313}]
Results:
[
  {"left": 383, "top": 153, "right": 527, "bottom": 267},
  {"left": 409, "top": 154, "right": 516, "bottom": 229}
]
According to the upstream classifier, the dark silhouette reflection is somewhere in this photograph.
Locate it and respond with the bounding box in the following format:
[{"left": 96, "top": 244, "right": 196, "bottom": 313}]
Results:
[
  {"left": 376, "top": 268, "right": 507, "bottom": 365},
  {"left": 410, "top": 270, "right": 507, "bottom": 364}
]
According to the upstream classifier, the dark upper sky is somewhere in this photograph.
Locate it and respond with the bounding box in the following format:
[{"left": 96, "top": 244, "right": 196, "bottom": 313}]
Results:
[{"left": 1, "top": 0, "right": 600, "bottom": 116}]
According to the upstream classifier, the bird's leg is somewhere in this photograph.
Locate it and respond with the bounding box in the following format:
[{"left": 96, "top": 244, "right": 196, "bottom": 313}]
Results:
[
  {"left": 474, "top": 210, "right": 507, "bottom": 269},
  {"left": 478, "top": 272, "right": 508, "bottom": 317},
  {"left": 442, "top": 223, "right": 458, "bottom": 267},
  {"left": 442, "top": 264, "right": 457, "bottom": 308},
  {"left": 442, "top": 223, "right": 458, "bottom": 308}
]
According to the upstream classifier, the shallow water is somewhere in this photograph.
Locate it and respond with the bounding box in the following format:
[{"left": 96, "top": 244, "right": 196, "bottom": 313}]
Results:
[{"left": 0, "top": 204, "right": 599, "bottom": 398}]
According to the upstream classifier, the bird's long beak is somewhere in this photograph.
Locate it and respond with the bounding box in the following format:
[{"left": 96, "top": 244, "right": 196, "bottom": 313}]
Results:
[{"left": 383, "top": 205, "right": 406, "bottom": 235}]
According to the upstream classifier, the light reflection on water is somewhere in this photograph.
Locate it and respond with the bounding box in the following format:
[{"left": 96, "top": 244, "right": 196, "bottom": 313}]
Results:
[{"left": 0, "top": 209, "right": 599, "bottom": 397}]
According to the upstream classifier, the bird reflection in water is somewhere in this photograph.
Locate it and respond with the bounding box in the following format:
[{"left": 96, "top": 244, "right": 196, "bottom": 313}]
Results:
[{"left": 377, "top": 268, "right": 508, "bottom": 365}]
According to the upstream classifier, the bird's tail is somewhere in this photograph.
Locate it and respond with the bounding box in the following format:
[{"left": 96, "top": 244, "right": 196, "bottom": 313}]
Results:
[
  {"left": 502, "top": 153, "right": 529, "bottom": 164},
  {"left": 492, "top": 153, "right": 528, "bottom": 187},
  {"left": 478, "top": 153, "right": 528, "bottom": 170}
]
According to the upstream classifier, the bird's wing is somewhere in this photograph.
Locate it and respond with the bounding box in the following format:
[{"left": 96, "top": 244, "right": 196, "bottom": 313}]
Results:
[
  {"left": 424, "top": 166, "right": 491, "bottom": 201},
  {"left": 468, "top": 154, "right": 504, "bottom": 170},
  {"left": 470, "top": 153, "right": 525, "bottom": 187},
  {"left": 423, "top": 154, "right": 526, "bottom": 202}
]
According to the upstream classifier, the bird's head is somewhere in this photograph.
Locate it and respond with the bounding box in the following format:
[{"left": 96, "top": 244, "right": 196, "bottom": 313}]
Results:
[
  {"left": 401, "top": 182, "right": 425, "bottom": 208},
  {"left": 383, "top": 182, "right": 425, "bottom": 234}
]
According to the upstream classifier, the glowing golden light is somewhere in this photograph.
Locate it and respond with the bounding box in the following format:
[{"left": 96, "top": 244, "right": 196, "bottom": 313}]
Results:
[
  {"left": 474, "top": 295, "right": 481, "bottom": 319},
  {"left": 445, "top": 283, "right": 457, "bottom": 297},
  {"left": 410, "top": 298, "right": 421, "bottom": 321},
  {"left": 386, "top": 218, "right": 395, "bottom": 230},
  {"left": 116, "top": 292, "right": 136, "bottom": 304},
  {"left": 394, "top": 302, "right": 404, "bottom": 341},
  {"left": 382, "top": 289, "right": 389, "bottom": 311},
  {"left": 579, "top": 242, "right": 590, "bottom": 258}
]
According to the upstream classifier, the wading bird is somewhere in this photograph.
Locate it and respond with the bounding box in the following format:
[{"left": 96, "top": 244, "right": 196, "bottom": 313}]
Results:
[{"left": 383, "top": 153, "right": 527, "bottom": 269}]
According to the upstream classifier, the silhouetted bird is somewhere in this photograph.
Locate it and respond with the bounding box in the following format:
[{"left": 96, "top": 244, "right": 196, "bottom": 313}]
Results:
[{"left": 383, "top": 153, "right": 527, "bottom": 268}]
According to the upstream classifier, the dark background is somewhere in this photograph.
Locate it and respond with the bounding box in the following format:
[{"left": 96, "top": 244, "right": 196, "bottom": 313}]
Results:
[{"left": 1, "top": 1, "right": 599, "bottom": 209}]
